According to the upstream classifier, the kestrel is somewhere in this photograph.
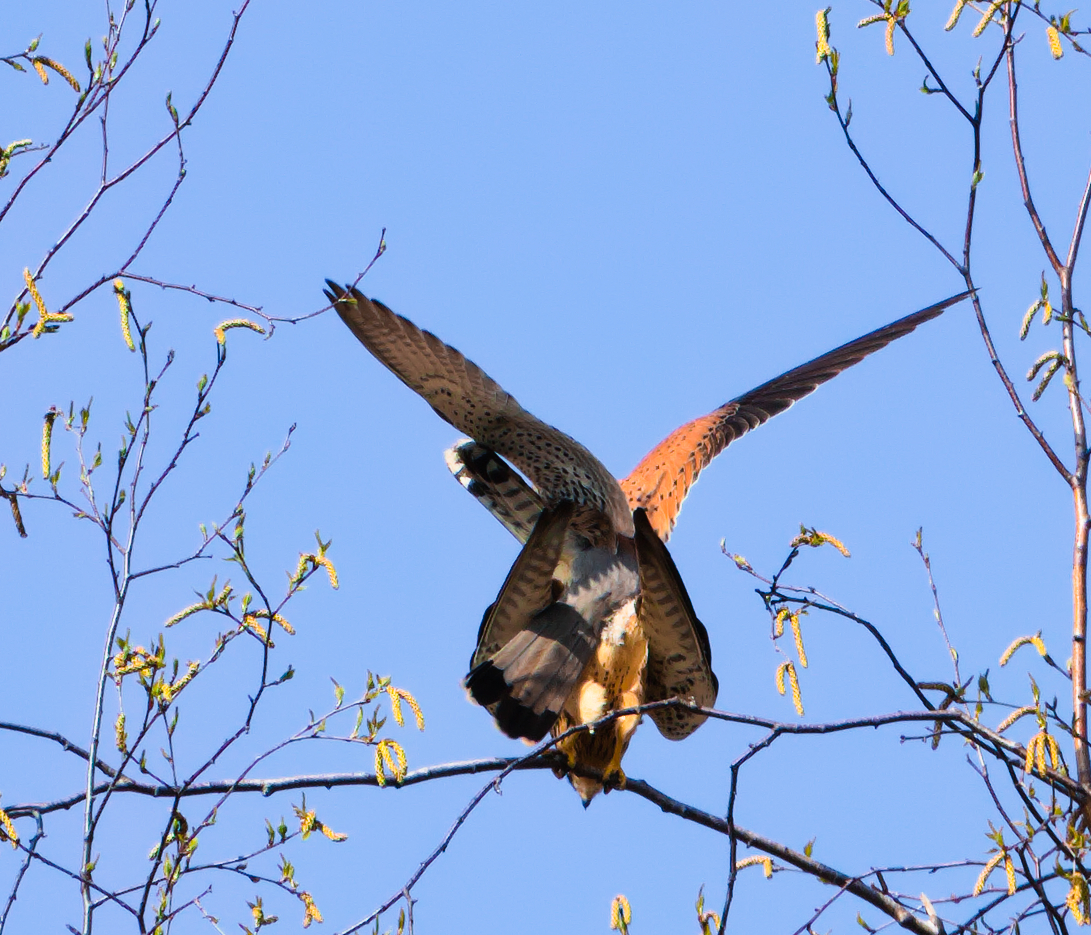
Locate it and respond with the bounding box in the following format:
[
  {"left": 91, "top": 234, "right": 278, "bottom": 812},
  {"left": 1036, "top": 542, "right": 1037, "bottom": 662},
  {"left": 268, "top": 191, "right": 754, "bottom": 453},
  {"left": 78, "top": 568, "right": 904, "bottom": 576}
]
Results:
[{"left": 326, "top": 282, "right": 968, "bottom": 804}]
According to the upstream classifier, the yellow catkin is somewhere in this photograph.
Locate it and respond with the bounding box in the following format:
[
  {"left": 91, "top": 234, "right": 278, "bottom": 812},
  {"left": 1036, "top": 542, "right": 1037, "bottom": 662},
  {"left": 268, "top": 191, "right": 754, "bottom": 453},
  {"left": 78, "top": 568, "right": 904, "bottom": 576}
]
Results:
[
  {"left": 297, "top": 807, "right": 317, "bottom": 838},
  {"left": 885, "top": 16, "right": 896, "bottom": 55},
  {"left": 39, "top": 313, "right": 72, "bottom": 337},
  {"left": 1068, "top": 872, "right": 1089, "bottom": 924},
  {"left": 26, "top": 268, "right": 73, "bottom": 339},
  {"left": 32, "top": 60, "right": 48, "bottom": 84},
  {"left": 791, "top": 614, "right": 808, "bottom": 668},
  {"left": 610, "top": 895, "right": 632, "bottom": 930},
  {"left": 164, "top": 602, "right": 207, "bottom": 628},
  {"left": 291, "top": 554, "right": 310, "bottom": 586},
  {"left": 320, "top": 822, "right": 348, "bottom": 842},
  {"left": 1045, "top": 733, "right": 1061, "bottom": 770},
  {"left": 314, "top": 554, "right": 339, "bottom": 589},
  {"left": 240, "top": 617, "right": 271, "bottom": 645},
  {"left": 388, "top": 687, "right": 405, "bottom": 726},
  {"left": 113, "top": 644, "right": 165, "bottom": 680},
  {"left": 787, "top": 662, "right": 804, "bottom": 716},
  {"left": 1023, "top": 732, "right": 1058, "bottom": 776},
  {"left": 1023, "top": 735, "right": 1037, "bottom": 773},
  {"left": 0, "top": 806, "right": 19, "bottom": 848},
  {"left": 114, "top": 279, "right": 135, "bottom": 351},
  {"left": 388, "top": 687, "right": 426, "bottom": 730},
  {"left": 1020, "top": 301, "right": 1040, "bottom": 339},
  {"left": 115, "top": 712, "right": 127, "bottom": 752},
  {"left": 999, "top": 633, "right": 1046, "bottom": 666},
  {"left": 41, "top": 410, "right": 56, "bottom": 479},
  {"left": 775, "top": 661, "right": 789, "bottom": 695},
  {"left": 815, "top": 8, "right": 833, "bottom": 62},
  {"left": 375, "top": 739, "right": 408, "bottom": 785},
  {"left": 973, "top": 852, "right": 1003, "bottom": 896},
  {"left": 377, "top": 743, "right": 393, "bottom": 783},
  {"left": 735, "top": 855, "right": 774, "bottom": 878},
  {"left": 35, "top": 56, "right": 80, "bottom": 91},
  {"left": 1005, "top": 856, "right": 1017, "bottom": 895},
  {"left": 818, "top": 530, "right": 851, "bottom": 556},
  {"left": 388, "top": 739, "right": 407, "bottom": 776},
  {"left": 301, "top": 893, "right": 322, "bottom": 928},
  {"left": 973, "top": 1, "right": 1004, "bottom": 38},
  {"left": 24, "top": 268, "right": 46, "bottom": 317},
  {"left": 996, "top": 705, "right": 1036, "bottom": 734},
  {"left": 999, "top": 636, "right": 1023, "bottom": 665},
  {"left": 946, "top": 0, "right": 968, "bottom": 30},
  {"left": 1047, "top": 25, "right": 1064, "bottom": 59},
  {"left": 774, "top": 608, "right": 788, "bottom": 638},
  {"left": 213, "top": 318, "right": 266, "bottom": 344},
  {"left": 406, "top": 692, "right": 425, "bottom": 730},
  {"left": 248, "top": 609, "right": 295, "bottom": 635},
  {"left": 26, "top": 272, "right": 73, "bottom": 338},
  {"left": 160, "top": 662, "right": 200, "bottom": 704}
]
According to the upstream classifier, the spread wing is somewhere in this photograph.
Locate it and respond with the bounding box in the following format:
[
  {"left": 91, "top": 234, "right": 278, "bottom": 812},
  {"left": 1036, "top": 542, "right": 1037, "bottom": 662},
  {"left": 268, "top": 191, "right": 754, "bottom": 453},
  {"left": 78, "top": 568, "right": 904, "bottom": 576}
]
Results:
[
  {"left": 327, "top": 283, "right": 633, "bottom": 538},
  {"left": 444, "top": 440, "right": 544, "bottom": 544},
  {"left": 465, "top": 503, "right": 597, "bottom": 742},
  {"left": 633, "top": 508, "right": 717, "bottom": 739},
  {"left": 622, "top": 291, "right": 972, "bottom": 541},
  {"left": 469, "top": 502, "right": 574, "bottom": 669}
]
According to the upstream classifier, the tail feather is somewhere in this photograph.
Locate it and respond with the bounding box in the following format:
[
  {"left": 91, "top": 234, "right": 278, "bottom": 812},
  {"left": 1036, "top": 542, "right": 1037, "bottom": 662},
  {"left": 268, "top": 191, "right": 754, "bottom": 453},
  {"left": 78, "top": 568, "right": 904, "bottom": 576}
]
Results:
[{"left": 466, "top": 602, "right": 595, "bottom": 741}]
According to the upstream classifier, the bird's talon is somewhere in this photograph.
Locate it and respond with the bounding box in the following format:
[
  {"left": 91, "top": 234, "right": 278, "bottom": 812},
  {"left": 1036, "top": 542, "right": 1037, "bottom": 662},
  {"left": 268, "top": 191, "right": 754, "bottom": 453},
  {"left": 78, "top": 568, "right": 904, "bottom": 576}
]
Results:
[{"left": 603, "top": 767, "right": 627, "bottom": 793}]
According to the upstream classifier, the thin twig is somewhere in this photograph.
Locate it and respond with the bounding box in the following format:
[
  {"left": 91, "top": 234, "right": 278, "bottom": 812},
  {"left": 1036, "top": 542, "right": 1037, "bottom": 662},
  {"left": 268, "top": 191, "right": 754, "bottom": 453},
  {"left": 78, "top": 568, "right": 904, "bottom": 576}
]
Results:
[
  {"left": 629, "top": 779, "right": 941, "bottom": 935},
  {"left": 0, "top": 812, "right": 43, "bottom": 934}
]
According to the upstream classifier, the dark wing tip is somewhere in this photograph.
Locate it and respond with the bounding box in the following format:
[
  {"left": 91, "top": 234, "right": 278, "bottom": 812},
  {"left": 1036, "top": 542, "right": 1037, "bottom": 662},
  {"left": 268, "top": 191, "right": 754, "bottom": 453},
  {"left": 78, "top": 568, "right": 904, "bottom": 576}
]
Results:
[
  {"left": 465, "top": 659, "right": 505, "bottom": 707},
  {"left": 867, "top": 288, "right": 973, "bottom": 336},
  {"left": 494, "top": 696, "right": 555, "bottom": 742},
  {"left": 323, "top": 279, "right": 347, "bottom": 305},
  {"left": 465, "top": 661, "right": 555, "bottom": 741},
  {"left": 726, "top": 289, "right": 975, "bottom": 421}
]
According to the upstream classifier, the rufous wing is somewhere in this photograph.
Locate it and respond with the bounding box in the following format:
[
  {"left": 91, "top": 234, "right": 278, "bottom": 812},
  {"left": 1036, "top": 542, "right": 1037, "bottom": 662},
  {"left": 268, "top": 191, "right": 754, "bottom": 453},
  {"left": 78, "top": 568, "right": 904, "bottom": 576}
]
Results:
[
  {"left": 633, "top": 508, "right": 718, "bottom": 740},
  {"left": 621, "top": 292, "right": 972, "bottom": 541},
  {"left": 326, "top": 283, "right": 633, "bottom": 537}
]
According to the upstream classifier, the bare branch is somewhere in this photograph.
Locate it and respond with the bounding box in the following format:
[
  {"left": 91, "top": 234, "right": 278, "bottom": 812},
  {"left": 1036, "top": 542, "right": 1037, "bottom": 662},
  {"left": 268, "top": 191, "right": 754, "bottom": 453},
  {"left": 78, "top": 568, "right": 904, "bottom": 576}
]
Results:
[{"left": 1008, "top": 36, "right": 1064, "bottom": 276}]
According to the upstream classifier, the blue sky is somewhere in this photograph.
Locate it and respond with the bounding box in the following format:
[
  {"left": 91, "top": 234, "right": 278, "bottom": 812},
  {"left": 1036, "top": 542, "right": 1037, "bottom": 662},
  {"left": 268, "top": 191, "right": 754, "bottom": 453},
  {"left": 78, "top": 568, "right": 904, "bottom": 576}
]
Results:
[{"left": 2, "top": 2, "right": 1089, "bottom": 933}]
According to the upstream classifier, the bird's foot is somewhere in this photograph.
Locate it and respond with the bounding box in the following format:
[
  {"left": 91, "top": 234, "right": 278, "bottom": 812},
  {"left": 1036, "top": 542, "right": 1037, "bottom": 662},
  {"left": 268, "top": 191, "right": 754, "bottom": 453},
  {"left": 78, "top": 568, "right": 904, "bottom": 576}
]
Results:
[{"left": 601, "top": 765, "right": 627, "bottom": 795}]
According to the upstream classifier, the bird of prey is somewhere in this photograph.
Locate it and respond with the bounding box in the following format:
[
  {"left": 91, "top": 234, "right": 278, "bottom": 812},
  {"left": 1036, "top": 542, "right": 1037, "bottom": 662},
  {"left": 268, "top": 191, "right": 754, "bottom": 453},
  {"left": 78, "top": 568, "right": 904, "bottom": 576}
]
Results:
[{"left": 325, "top": 282, "right": 968, "bottom": 804}]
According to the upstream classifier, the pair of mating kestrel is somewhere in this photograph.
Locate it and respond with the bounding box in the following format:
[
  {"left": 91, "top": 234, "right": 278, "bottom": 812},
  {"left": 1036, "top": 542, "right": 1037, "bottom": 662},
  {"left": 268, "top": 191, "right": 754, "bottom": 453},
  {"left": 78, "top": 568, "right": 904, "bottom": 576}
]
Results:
[{"left": 326, "top": 282, "right": 967, "bottom": 804}]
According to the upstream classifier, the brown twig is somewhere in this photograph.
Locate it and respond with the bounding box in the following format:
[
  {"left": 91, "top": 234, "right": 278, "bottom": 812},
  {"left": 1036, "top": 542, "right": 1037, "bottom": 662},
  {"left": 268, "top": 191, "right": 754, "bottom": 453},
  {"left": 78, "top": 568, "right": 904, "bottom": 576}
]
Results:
[
  {"left": 1008, "top": 15, "right": 1091, "bottom": 803},
  {"left": 629, "top": 778, "right": 941, "bottom": 935},
  {"left": 0, "top": 812, "right": 44, "bottom": 935}
]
